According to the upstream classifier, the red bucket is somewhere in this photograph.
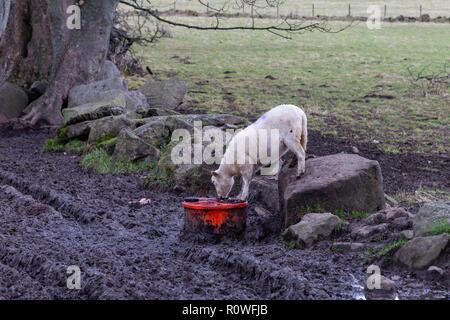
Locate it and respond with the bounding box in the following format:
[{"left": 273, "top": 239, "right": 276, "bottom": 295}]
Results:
[{"left": 182, "top": 197, "right": 247, "bottom": 234}]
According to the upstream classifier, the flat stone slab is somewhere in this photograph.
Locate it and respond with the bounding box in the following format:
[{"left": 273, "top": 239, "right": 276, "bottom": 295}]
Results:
[{"left": 62, "top": 94, "right": 126, "bottom": 125}]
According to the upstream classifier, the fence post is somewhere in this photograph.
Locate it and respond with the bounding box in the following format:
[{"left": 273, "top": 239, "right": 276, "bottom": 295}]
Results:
[
  {"left": 348, "top": 4, "right": 351, "bottom": 16},
  {"left": 173, "top": 1, "right": 176, "bottom": 11},
  {"left": 312, "top": 3, "right": 314, "bottom": 17},
  {"left": 384, "top": 4, "right": 387, "bottom": 17},
  {"left": 420, "top": 4, "right": 422, "bottom": 16}
]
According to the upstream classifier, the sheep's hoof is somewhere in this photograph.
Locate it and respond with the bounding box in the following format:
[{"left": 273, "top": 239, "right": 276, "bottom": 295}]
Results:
[{"left": 237, "top": 195, "right": 247, "bottom": 202}]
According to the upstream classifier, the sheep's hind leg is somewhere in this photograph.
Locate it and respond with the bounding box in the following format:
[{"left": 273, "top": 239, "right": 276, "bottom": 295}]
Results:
[{"left": 283, "top": 135, "right": 306, "bottom": 178}]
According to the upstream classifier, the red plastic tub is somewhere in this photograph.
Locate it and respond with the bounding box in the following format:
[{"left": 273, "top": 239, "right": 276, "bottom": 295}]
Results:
[{"left": 182, "top": 197, "right": 248, "bottom": 234}]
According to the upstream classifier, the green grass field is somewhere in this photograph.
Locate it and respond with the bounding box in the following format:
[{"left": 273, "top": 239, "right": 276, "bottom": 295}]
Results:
[
  {"left": 130, "top": 17, "right": 449, "bottom": 154},
  {"left": 153, "top": 0, "right": 450, "bottom": 18}
]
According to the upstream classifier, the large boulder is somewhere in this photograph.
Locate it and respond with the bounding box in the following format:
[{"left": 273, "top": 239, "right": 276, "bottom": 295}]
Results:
[
  {"left": 394, "top": 233, "right": 449, "bottom": 269},
  {"left": 413, "top": 201, "right": 450, "bottom": 237},
  {"left": 139, "top": 77, "right": 187, "bottom": 109},
  {"left": 68, "top": 77, "right": 128, "bottom": 108},
  {"left": 87, "top": 115, "right": 135, "bottom": 143},
  {"left": 113, "top": 128, "right": 160, "bottom": 163},
  {"left": 282, "top": 212, "right": 341, "bottom": 248},
  {"left": 62, "top": 94, "right": 126, "bottom": 125},
  {"left": 0, "top": 82, "right": 29, "bottom": 122},
  {"left": 279, "top": 154, "right": 385, "bottom": 227}
]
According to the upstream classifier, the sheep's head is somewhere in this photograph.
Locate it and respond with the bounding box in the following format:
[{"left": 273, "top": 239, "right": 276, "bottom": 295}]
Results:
[{"left": 211, "top": 170, "right": 234, "bottom": 199}]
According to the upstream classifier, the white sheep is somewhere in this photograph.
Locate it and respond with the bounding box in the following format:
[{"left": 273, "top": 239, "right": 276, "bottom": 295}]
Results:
[{"left": 212, "top": 104, "right": 307, "bottom": 201}]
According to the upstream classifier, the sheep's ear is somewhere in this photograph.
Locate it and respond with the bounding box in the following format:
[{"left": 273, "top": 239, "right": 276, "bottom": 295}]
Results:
[{"left": 211, "top": 170, "right": 219, "bottom": 177}]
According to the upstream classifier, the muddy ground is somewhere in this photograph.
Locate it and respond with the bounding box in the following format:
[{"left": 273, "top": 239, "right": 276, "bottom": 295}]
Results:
[{"left": 0, "top": 125, "right": 448, "bottom": 300}]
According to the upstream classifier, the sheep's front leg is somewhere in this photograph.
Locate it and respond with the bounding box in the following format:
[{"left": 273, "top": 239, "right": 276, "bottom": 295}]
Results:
[{"left": 237, "top": 166, "right": 253, "bottom": 201}]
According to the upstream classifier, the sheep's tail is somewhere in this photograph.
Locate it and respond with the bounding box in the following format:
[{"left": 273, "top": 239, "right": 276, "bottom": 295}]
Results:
[{"left": 300, "top": 114, "right": 307, "bottom": 153}]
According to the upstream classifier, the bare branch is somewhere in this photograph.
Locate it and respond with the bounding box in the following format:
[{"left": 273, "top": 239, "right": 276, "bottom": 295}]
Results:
[{"left": 119, "top": 0, "right": 350, "bottom": 37}]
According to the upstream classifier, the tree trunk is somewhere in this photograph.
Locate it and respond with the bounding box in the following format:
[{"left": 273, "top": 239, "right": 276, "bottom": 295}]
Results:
[
  {"left": 0, "top": 0, "right": 118, "bottom": 126},
  {"left": 0, "top": 0, "right": 11, "bottom": 36}
]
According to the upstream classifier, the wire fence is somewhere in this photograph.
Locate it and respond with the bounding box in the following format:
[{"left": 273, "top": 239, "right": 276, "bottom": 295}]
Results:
[{"left": 153, "top": 1, "right": 450, "bottom": 18}]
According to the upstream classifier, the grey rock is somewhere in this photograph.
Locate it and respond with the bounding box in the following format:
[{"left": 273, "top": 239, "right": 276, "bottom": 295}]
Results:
[
  {"left": 386, "top": 207, "right": 410, "bottom": 220},
  {"left": 139, "top": 107, "right": 181, "bottom": 117},
  {"left": 134, "top": 114, "right": 245, "bottom": 149},
  {"left": 139, "top": 77, "right": 187, "bottom": 109},
  {"left": 392, "top": 217, "right": 412, "bottom": 229},
  {"left": 134, "top": 116, "right": 188, "bottom": 148},
  {"left": 282, "top": 213, "right": 341, "bottom": 248},
  {"left": 279, "top": 154, "right": 385, "bottom": 227},
  {"left": 63, "top": 121, "right": 93, "bottom": 140},
  {"left": 363, "top": 212, "right": 387, "bottom": 225},
  {"left": 414, "top": 201, "right": 450, "bottom": 237},
  {"left": 250, "top": 176, "right": 279, "bottom": 212},
  {"left": 87, "top": 115, "right": 135, "bottom": 143},
  {"left": 394, "top": 233, "right": 449, "bottom": 269},
  {"left": 68, "top": 77, "right": 128, "bottom": 108},
  {"left": 97, "top": 60, "right": 121, "bottom": 81},
  {"left": 68, "top": 89, "right": 150, "bottom": 118},
  {"left": 30, "top": 81, "right": 46, "bottom": 95},
  {"left": 113, "top": 128, "right": 160, "bottom": 163},
  {"left": 351, "top": 223, "right": 389, "bottom": 239},
  {"left": 399, "top": 230, "right": 414, "bottom": 240},
  {"left": 153, "top": 125, "right": 232, "bottom": 190},
  {"left": 332, "top": 242, "right": 365, "bottom": 252},
  {"left": 0, "top": 82, "right": 29, "bottom": 121},
  {"left": 379, "top": 275, "right": 396, "bottom": 291}
]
